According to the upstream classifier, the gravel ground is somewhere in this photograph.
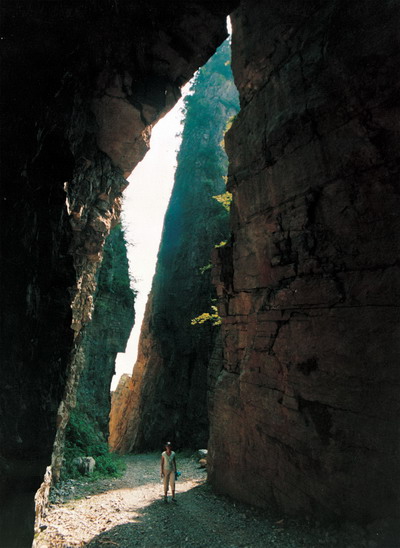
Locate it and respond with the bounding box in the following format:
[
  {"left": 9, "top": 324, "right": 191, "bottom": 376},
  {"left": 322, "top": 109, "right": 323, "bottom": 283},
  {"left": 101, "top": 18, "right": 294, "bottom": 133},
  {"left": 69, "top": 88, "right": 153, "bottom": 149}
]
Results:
[{"left": 34, "top": 453, "right": 397, "bottom": 548}]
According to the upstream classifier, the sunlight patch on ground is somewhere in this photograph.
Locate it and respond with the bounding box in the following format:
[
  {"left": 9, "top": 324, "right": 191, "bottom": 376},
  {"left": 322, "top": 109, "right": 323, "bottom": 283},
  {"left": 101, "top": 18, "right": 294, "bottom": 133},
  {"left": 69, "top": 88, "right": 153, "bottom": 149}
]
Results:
[{"left": 37, "top": 477, "right": 207, "bottom": 546}]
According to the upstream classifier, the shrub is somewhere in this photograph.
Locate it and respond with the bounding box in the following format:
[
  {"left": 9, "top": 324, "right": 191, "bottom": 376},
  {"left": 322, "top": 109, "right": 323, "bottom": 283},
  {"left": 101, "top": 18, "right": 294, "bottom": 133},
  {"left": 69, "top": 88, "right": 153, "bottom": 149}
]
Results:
[
  {"left": 212, "top": 191, "right": 232, "bottom": 212},
  {"left": 61, "top": 409, "right": 125, "bottom": 481},
  {"left": 191, "top": 305, "right": 221, "bottom": 326}
]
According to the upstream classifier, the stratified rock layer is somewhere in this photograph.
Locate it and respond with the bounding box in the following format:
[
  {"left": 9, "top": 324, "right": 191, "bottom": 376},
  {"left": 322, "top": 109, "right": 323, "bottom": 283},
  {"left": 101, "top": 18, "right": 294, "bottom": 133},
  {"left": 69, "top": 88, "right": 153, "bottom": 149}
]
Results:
[
  {"left": 208, "top": 0, "right": 400, "bottom": 523},
  {"left": 109, "top": 41, "right": 239, "bottom": 453}
]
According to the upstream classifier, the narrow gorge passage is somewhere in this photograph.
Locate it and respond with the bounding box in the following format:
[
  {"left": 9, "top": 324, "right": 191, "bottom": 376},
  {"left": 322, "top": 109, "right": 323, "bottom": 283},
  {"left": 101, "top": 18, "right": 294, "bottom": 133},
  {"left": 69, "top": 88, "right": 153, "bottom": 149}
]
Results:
[
  {"left": 1, "top": 1, "right": 399, "bottom": 545},
  {"left": 35, "top": 453, "right": 375, "bottom": 548},
  {"left": 109, "top": 37, "right": 239, "bottom": 454}
]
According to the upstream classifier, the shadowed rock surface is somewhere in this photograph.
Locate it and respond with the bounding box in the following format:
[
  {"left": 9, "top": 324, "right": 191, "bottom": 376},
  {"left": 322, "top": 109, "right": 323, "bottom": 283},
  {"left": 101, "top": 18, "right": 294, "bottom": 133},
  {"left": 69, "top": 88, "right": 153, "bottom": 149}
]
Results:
[
  {"left": 64, "top": 225, "right": 135, "bottom": 461},
  {"left": 109, "top": 40, "right": 240, "bottom": 452},
  {"left": 208, "top": 0, "right": 400, "bottom": 524},
  {"left": 0, "top": 2, "right": 234, "bottom": 545}
]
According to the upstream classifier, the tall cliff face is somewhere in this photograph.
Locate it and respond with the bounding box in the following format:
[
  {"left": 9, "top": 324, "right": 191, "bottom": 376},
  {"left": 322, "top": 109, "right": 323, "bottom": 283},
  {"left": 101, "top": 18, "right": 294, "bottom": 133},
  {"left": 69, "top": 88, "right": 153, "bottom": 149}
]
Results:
[
  {"left": 109, "top": 40, "right": 239, "bottom": 453},
  {"left": 67, "top": 225, "right": 135, "bottom": 451},
  {"left": 0, "top": 2, "right": 235, "bottom": 545},
  {"left": 209, "top": 0, "right": 400, "bottom": 523},
  {"left": 1, "top": 0, "right": 399, "bottom": 544}
]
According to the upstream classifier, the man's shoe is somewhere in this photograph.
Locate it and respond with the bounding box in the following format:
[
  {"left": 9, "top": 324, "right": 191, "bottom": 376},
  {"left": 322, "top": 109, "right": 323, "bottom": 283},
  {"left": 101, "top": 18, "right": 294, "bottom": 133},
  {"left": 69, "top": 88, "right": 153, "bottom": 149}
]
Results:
[{"left": 171, "top": 497, "right": 177, "bottom": 503}]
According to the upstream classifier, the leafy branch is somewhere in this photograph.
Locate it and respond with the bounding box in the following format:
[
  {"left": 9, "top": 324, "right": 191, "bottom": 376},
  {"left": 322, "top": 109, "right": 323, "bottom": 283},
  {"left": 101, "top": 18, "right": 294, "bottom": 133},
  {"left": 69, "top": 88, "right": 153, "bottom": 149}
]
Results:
[
  {"left": 212, "top": 191, "right": 232, "bottom": 212},
  {"left": 191, "top": 305, "right": 221, "bottom": 326}
]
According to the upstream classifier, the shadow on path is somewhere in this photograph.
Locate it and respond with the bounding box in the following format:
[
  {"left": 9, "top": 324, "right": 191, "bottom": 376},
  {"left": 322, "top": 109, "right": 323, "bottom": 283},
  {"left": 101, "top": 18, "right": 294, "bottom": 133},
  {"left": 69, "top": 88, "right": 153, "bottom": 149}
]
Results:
[
  {"left": 84, "top": 482, "right": 387, "bottom": 548},
  {"left": 85, "top": 483, "right": 277, "bottom": 548},
  {"left": 40, "top": 454, "right": 398, "bottom": 548}
]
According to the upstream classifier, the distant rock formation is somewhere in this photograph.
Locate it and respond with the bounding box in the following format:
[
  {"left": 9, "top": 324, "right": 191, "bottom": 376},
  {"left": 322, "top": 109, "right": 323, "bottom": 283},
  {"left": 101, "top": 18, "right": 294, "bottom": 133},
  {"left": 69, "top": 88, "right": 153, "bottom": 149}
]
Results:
[
  {"left": 57, "top": 225, "right": 135, "bottom": 477},
  {"left": 79, "top": 226, "right": 135, "bottom": 434},
  {"left": 109, "top": 40, "right": 239, "bottom": 452},
  {"left": 109, "top": 374, "right": 133, "bottom": 448}
]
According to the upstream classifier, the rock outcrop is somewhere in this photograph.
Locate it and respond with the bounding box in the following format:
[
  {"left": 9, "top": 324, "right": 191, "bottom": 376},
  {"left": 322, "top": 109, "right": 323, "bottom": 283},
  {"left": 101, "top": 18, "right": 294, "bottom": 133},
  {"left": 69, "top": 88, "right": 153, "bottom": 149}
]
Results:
[
  {"left": 208, "top": 0, "right": 400, "bottom": 524},
  {"left": 58, "top": 225, "right": 135, "bottom": 478},
  {"left": 109, "top": 40, "right": 239, "bottom": 452},
  {"left": 79, "top": 225, "right": 135, "bottom": 436},
  {"left": 0, "top": 2, "right": 235, "bottom": 545}
]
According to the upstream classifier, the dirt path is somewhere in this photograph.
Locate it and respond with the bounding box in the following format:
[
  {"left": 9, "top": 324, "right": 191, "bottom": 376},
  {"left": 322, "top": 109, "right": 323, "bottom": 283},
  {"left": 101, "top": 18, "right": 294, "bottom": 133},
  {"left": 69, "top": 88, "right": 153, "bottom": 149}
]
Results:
[{"left": 35, "top": 453, "right": 373, "bottom": 548}]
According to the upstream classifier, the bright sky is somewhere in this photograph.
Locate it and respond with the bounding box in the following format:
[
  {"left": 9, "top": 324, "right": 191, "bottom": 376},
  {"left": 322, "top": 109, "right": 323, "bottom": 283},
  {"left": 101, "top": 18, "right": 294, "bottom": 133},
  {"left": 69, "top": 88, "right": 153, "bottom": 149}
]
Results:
[{"left": 111, "top": 86, "right": 189, "bottom": 391}]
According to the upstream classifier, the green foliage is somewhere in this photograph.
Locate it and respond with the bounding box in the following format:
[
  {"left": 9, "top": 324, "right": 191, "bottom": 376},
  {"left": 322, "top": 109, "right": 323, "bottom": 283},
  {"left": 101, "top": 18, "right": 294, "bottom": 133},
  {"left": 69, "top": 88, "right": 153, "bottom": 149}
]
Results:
[
  {"left": 62, "top": 409, "right": 125, "bottom": 481},
  {"left": 98, "top": 224, "right": 137, "bottom": 298},
  {"left": 191, "top": 305, "right": 221, "bottom": 326},
  {"left": 220, "top": 114, "right": 238, "bottom": 149},
  {"left": 175, "top": 39, "right": 239, "bottom": 188},
  {"left": 94, "top": 453, "right": 126, "bottom": 478},
  {"left": 212, "top": 191, "right": 232, "bottom": 212},
  {"left": 175, "top": 41, "right": 238, "bottom": 335},
  {"left": 199, "top": 263, "right": 213, "bottom": 274}
]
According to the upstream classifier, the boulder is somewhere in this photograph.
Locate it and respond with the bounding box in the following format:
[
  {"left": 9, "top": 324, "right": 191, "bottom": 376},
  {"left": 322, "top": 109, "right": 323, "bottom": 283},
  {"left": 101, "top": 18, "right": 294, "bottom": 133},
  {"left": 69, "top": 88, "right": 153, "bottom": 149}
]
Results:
[{"left": 72, "top": 457, "right": 96, "bottom": 475}]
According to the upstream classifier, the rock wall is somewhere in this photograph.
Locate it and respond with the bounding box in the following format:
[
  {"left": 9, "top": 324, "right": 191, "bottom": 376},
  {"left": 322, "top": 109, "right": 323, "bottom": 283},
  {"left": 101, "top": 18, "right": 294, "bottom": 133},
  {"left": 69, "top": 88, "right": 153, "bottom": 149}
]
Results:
[
  {"left": 1, "top": 0, "right": 399, "bottom": 543},
  {"left": 0, "top": 2, "right": 235, "bottom": 545},
  {"left": 208, "top": 0, "right": 400, "bottom": 523},
  {"left": 67, "top": 225, "right": 135, "bottom": 449},
  {"left": 109, "top": 40, "right": 239, "bottom": 452}
]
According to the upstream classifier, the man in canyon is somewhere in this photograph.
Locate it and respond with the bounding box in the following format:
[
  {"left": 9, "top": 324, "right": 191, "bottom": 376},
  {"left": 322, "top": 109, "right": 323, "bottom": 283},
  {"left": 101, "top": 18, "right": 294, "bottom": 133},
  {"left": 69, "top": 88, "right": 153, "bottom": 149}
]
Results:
[{"left": 161, "top": 442, "right": 177, "bottom": 503}]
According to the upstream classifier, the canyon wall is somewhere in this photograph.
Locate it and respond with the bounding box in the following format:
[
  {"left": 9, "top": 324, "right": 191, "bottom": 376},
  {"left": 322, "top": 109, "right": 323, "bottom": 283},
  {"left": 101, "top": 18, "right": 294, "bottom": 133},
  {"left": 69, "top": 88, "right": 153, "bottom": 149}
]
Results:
[
  {"left": 109, "top": 40, "right": 239, "bottom": 452},
  {"left": 66, "top": 225, "right": 135, "bottom": 455},
  {"left": 1, "top": 0, "right": 399, "bottom": 544},
  {"left": 209, "top": 0, "right": 400, "bottom": 523},
  {"left": 0, "top": 2, "right": 234, "bottom": 545}
]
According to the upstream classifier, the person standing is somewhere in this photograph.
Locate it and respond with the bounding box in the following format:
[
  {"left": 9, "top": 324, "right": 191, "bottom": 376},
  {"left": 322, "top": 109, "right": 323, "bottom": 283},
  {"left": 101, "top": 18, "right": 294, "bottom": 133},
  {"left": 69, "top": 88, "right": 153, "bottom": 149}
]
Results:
[{"left": 161, "top": 441, "right": 177, "bottom": 503}]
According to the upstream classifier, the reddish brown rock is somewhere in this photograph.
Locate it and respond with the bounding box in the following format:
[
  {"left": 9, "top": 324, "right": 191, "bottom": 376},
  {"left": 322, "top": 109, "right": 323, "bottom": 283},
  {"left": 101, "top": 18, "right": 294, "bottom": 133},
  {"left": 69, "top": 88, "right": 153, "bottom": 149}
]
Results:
[
  {"left": 109, "top": 296, "right": 160, "bottom": 453},
  {"left": 208, "top": 0, "right": 400, "bottom": 523},
  {"left": 109, "top": 374, "right": 135, "bottom": 453}
]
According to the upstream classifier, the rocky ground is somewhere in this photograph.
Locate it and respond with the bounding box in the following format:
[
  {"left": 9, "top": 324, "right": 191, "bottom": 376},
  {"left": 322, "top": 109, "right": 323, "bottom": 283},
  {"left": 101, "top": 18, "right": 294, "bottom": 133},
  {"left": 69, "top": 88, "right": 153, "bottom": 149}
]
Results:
[{"left": 34, "top": 453, "right": 395, "bottom": 548}]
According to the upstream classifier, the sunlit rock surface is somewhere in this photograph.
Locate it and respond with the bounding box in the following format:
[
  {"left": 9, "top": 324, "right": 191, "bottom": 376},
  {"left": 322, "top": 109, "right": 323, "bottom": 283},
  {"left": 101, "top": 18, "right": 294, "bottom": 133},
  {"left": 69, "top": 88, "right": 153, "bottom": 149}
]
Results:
[{"left": 208, "top": 0, "right": 400, "bottom": 523}]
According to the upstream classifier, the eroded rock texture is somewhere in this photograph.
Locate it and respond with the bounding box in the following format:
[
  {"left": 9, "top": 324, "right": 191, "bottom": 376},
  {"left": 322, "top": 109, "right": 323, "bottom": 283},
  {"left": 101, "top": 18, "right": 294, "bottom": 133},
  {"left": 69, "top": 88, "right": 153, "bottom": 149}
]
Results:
[
  {"left": 63, "top": 226, "right": 135, "bottom": 467},
  {"left": 109, "top": 41, "right": 239, "bottom": 453},
  {"left": 209, "top": 0, "right": 400, "bottom": 523},
  {"left": 0, "top": 2, "right": 234, "bottom": 545}
]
